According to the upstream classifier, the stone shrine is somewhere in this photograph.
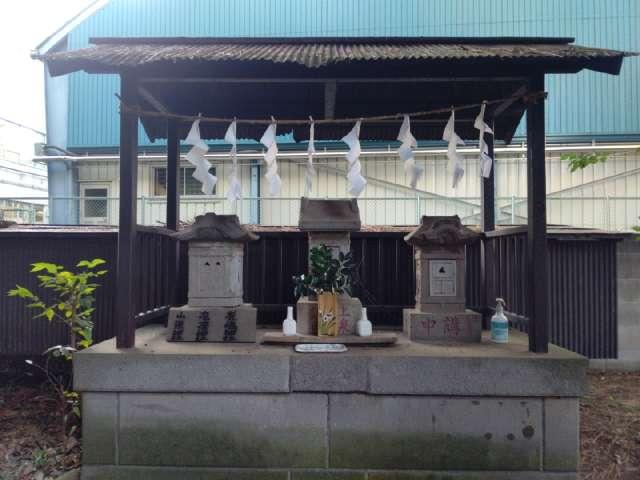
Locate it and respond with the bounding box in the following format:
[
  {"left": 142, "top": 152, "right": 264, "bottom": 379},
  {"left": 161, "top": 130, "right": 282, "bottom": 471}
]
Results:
[
  {"left": 166, "top": 213, "right": 258, "bottom": 342},
  {"left": 403, "top": 215, "right": 482, "bottom": 342},
  {"left": 296, "top": 197, "right": 363, "bottom": 335}
]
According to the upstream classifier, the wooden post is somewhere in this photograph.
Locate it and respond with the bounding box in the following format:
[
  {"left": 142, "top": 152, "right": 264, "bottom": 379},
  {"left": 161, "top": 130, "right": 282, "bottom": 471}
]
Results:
[
  {"left": 116, "top": 74, "right": 139, "bottom": 349},
  {"left": 481, "top": 126, "right": 495, "bottom": 232},
  {"left": 166, "top": 119, "right": 180, "bottom": 305},
  {"left": 526, "top": 74, "right": 549, "bottom": 353},
  {"left": 480, "top": 121, "right": 495, "bottom": 327},
  {"left": 166, "top": 119, "right": 179, "bottom": 230}
]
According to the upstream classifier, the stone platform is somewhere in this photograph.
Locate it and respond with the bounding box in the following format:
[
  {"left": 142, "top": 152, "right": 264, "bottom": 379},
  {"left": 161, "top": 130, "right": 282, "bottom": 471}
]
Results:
[{"left": 75, "top": 325, "right": 586, "bottom": 480}]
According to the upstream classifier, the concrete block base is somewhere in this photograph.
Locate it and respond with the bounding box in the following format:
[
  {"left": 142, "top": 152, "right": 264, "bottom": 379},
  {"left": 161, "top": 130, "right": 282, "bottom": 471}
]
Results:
[
  {"left": 82, "top": 466, "right": 577, "bottom": 480},
  {"left": 167, "top": 304, "right": 256, "bottom": 342},
  {"left": 296, "top": 295, "right": 362, "bottom": 335},
  {"left": 403, "top": 308, "right": 482, "bottom": 342},
  {"left": 76, "top": 326, "right": 585, "bottom": 479}
]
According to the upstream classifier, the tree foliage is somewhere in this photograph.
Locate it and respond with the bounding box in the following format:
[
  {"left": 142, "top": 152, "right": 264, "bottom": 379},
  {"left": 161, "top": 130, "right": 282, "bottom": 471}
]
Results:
[
  {"left": 561, "top": 151, "right": 610, "bottom": 172},
  {"left": 8, "top": 258, "right": 107, "bottom": 353}
]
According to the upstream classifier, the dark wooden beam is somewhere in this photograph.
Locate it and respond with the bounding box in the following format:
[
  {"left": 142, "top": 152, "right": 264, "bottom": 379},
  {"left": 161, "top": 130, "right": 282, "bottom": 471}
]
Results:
[
  {"left": 166, "top": 119, "right": 180, "bottom": 306},
  {"left": 493, "top": 85, "right": 527, "bottom": 117},
  {"left": 480, "top": 123, "right": 496, "bottom": 328},
  {"left": 140, "top": 76, "right": 527, "bottom": 84},
  {"left": 166, "top": 119, "right": 179, "bottom": 230},
  {"left": 138, "top": 86, "right": 170, "bottom": 114},
  {"left": 481, "top": 126, "right": 495, "bottom": 232},
  {"left": 324, "top": 80, "right": 337, "bottom": 119},
  {"left": 116, "top": 73, "right": 139, "bottom": 348},
  {"left": 526, "top": 74, "right": 549, "bottom": 353}
]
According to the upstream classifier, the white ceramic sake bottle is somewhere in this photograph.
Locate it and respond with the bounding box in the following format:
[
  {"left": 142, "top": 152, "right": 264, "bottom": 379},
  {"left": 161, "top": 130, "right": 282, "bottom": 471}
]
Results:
[
  {"left": 282, "top": 306, "right": 297, "bottom": 336},
  {"left": 357, "top": 307, "right": 373, "bottom": 337}
]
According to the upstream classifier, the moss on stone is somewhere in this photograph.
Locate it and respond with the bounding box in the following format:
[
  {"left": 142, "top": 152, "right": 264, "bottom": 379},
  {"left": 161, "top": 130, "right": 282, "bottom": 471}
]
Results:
[
  {"left": 82, "top": 466, "right": 287, "bottom": 480},
  {"left": 119, "top": 422, "right": 325, "bottom": 468},
  {"left": 330, "top": 430, "right": 540, "bottom": 470},
  {"left": 290, "top": 471, "right": 365, "bottom": 480}
]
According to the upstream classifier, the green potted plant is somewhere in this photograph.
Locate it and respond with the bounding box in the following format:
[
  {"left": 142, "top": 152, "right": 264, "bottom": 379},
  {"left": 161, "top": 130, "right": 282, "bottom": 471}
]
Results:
[{"left": 292, "top": 245, "right": 355, "bottom": 336}]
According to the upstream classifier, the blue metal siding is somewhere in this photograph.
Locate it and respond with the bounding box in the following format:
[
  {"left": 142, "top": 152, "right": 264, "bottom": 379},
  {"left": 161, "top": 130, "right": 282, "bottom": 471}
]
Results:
[{"left": 64, "top": 0, "right": 640, "bottom": 149}]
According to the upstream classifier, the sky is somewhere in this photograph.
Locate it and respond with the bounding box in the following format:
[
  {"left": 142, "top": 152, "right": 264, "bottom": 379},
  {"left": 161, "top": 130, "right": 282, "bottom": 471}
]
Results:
[{"left": 0, "top": 0, "right": 94, "bottom": 161}]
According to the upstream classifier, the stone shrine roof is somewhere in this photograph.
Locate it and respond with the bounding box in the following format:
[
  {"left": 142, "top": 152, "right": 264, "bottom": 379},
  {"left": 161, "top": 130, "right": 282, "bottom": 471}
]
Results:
[
  {"left": 298, "top": 198, "right": 361, "bottom": 232},
  {"left": 171, "top": 213, "right": 258, "bottom": 242},
  {"left": 404, "top": 215, "right": 479, "bottom": 248}
]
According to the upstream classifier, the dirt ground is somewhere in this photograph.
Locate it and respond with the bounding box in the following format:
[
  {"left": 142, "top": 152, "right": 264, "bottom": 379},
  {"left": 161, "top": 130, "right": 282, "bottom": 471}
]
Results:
[
  {"left": 0, "top": 365, "right": 638, "bottom": 480},
  {"left": 581, "top": 371, "right": 640, "bottom": 480}
]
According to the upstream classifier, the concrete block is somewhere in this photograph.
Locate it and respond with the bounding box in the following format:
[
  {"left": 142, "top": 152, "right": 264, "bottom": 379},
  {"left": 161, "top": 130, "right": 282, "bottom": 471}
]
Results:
[
  {"left": 544, "top": 398, "right": 579, "bottom": 471},
  {"left": 118, "top": 393, "right": 327, "bottom": 468},
  {"left": 329, "top": 394, "right": 542, "bottom": 470},
  {"left": 369, "top": 356, "right": 587, "bottom": 397},
  {"left": 81, "top": 393, "right": 117, "bottom": 465},
  {"left": 403, "top": 309, "right": 482, "bottom": 342},
  {"left": 618, "top": 324, "right": 640, "bottom": 351},
  {"left": 296, "top": 296, "right": 362, "bottom": 335},
  {"left": 81, "top": 466, "right": 286, "bottom": 480},
  {"left": 618, "top": 278, "right": 640, "bottom": 302},
  {"left": 617, "top": 254, "right": 635, "bottom": 279},
  {"left": 291, "top": 355, "right": 369, "bottom": 392},
  {"left": 167, "top": 304, "right": 256, "bottom": 342},
  {"left": 367, "top": 471, "right": 577, "bottom": 480},
  {"left": 616, "top": 301, "right": 640, "bottom": 324},
  {"left": 291, "top": 471, "right": 365, "bottom": 480},
  {"left": 75, "top": 351, "right": 290, "bottom": 393}
]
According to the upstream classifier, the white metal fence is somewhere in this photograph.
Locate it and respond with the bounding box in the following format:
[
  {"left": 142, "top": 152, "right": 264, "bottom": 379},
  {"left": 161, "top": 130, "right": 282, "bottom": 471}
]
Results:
[{"left": 1, "top": 195, "right": 638, "bottom": 231}]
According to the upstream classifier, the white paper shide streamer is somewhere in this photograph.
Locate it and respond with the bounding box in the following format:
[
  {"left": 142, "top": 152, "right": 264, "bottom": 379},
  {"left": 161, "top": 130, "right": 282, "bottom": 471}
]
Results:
[
  {"left": 224, "top": 120, "right": 241, "bottom": 202},
  {"left": 341, "top": 121, "right": 367, "bottom": 196},
  {"left": 305, "top": 120, "right": 316, "bottom": 196},
  {"left": 475, "top": 103, "right": 494, "bottom": 178},
  {"left": 397, "top": 115, "right": 424, "bottom": 189},
  {"left": 260, "top": 121, "right": 282, "bottom": 196},
  {"left": 185, "top": 119, "right": 217, "bottom": 195},
  {"left": 443, "top": 110, "right": 465, "bottom": 189}
]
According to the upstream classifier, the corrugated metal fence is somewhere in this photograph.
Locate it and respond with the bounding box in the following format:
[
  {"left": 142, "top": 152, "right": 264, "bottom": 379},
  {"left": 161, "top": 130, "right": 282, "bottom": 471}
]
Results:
[
  {"left": 0, "top": 228, "right": 618, "bottom": 358},
  {"left": 484, "top": 228, "right": 618, "bottom": 358}
]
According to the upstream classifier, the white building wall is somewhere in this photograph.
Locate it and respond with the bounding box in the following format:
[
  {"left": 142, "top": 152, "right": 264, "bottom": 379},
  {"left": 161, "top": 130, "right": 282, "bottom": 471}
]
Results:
[{"left": 71, "top": 145, "right": 640, "bottom": 230}]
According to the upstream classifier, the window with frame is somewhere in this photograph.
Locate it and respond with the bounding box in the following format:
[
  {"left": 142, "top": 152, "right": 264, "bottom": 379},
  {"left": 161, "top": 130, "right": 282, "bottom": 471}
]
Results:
[
  {"left": 154, "top": 167, "right": 215, "bottom": 196},
  {"left": 83, "top": 187, "right": 108, "bottom": 218}
]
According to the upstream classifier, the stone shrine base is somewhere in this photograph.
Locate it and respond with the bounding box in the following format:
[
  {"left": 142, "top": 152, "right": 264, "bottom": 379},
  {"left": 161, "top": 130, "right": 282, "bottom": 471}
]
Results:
[
  {"left": 166, "top": 304, "right": 256, "bottom": 342},
  {"left": 404, "top": 307, "right": 482, "bottom": 342},
  {"left": 75, "top": 325, "right": 586, "bottom": 480}
]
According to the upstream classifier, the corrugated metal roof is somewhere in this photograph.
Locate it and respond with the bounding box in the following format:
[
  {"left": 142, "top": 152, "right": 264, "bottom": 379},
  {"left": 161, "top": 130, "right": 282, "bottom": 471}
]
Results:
[{"left": 39, "top": 36, "right": 633, "bottom": 75}]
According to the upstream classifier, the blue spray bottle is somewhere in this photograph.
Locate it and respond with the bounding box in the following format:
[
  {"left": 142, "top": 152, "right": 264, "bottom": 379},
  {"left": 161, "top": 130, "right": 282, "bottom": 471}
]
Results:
[{"left": 490, "top": 298, "right": 508, "bottom": 344}]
